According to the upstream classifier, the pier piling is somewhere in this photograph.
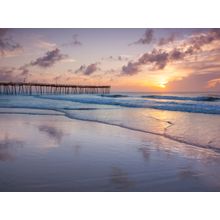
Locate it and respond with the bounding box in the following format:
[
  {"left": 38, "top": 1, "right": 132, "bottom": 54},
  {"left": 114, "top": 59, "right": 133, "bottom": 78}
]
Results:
[{"left": 0, "top": 82, "right": 111, "bottom": 95}]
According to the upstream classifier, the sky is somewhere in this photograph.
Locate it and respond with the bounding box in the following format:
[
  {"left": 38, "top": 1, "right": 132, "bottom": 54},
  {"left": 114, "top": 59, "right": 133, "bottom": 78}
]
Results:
[{"left": 0, "top": 28, "right": 220, "bottom": 92}]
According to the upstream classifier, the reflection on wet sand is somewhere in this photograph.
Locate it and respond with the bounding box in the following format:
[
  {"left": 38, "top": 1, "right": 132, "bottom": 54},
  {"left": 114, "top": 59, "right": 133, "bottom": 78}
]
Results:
[
  {"left": 178, "top": 168, "right": 201, "bottom": 180},
  {"left": 66, "top": 108, "right": 220, "bottom": 157},
  {"left": 38, "top": 125, "right": 64, "bottom": 144},
  {"left": 0, "top": 113, "right": 220, "bottom": 191},
  {"left": 144, "top": 108, "right": 220, "bottom": 149},
  {"left": 72, "top": 144, "right": 81, "bottom": 155},
  {"left": 111, "top": 167, "right": 134, "bottom": 190},
  {"left": 139, "top": 133, "right": 220, "bottom": 163},
  {"left": 138, "top": 147, "right": 151, "bottom": 161},
  {"left": 0, "top": 134, "right": 23, "bottom": 161}
]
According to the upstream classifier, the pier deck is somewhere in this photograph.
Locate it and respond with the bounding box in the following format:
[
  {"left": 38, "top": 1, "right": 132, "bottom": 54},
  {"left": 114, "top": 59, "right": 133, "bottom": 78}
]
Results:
[{"left": 0, "top": 82, "right": 111, "bottom": 95}]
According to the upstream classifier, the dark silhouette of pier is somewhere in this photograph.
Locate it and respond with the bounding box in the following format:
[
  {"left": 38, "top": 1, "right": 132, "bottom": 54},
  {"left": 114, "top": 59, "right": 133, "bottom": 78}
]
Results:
[{"left": 0, "top": 82, "right": 111, "bottom": 95}]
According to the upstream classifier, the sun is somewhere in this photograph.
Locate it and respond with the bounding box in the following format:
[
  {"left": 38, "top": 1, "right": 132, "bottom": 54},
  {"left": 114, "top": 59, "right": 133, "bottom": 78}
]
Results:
[{"left": 158, "top": 78, "right": 168, "bottom": 88}]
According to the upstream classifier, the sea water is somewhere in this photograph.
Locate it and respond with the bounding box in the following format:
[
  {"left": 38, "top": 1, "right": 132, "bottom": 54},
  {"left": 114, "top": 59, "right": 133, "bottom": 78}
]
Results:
[
  {"left": 1, "top": 92, "right": 219, "bottom": 150},
  {"left": 0, "top": 92, "right": 220, "bottom": 191}
]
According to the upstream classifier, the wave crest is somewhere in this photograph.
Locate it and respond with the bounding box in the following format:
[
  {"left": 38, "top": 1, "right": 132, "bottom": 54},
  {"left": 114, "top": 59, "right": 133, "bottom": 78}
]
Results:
[{"left": 141, "top": 95, "right": 220, "bottom": 102}]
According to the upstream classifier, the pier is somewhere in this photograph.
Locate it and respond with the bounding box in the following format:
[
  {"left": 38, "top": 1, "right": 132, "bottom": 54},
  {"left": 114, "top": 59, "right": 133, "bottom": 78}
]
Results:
[{"left": 0, "top": 82, "right": 111, "bottom": 95}]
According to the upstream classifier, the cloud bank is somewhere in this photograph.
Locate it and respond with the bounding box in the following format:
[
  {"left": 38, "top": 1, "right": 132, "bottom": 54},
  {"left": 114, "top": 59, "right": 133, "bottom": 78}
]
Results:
[{"left": 122, "top": 29, "right": 220, "bottom": 75}]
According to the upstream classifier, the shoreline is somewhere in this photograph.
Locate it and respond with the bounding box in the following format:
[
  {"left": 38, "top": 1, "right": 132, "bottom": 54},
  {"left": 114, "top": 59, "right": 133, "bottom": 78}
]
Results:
[
  {"left": 0, "top": 111, "right": 220, "bottom": 191},
  {"left": 1, "top": 107, "right": 219, "bottom": 153}
]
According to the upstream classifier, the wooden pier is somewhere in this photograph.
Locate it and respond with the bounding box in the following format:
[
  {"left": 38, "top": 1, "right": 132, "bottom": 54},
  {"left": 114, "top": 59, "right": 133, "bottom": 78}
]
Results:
[{"left": 0, "top": 82, "right": 111, "bottom": 95}]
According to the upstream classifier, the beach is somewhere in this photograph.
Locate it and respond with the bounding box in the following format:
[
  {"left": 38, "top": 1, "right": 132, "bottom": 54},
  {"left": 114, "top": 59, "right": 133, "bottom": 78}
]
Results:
[{"left": 0, "top": 93, "right": 220, "bottom": 191}]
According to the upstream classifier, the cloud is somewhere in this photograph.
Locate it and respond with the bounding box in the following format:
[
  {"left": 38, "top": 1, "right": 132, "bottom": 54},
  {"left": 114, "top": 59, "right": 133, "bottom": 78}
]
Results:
[
  {"left": 71, "top": 34, "right": 82, "bottom": 46},
  {"left": 0, "top": 67, "right": 15, "bottom": 81},
  {"left": 130, "top": 29, "right": 154, "bottom": 45},
  {"left": 207, "top": 78, "right": 220, "bottom": 88},
  {"left": 187, "top": 29, "right": 220, "bottom": 51},
  {"left": 0, "top": 66, "right": 30, "bottom": 82},
  {"left": 138, "top": 49, "right": 170, "bottom": 69},
  {"left": 169, "top": 48, "right": 185, "bottom": 60},
  {"left": 122, "top": 47, "right": 196, "bottom": 75},
  {"left": 75, "top": 63, "right": 100, "bottom": 75},
  {"left": 118, "top": 55, "right": 129, "bottom": 61},
  {"left": 122, "top": 49, "right": 170, "bottom": 74},
  {"left": 104, "top": 68, "right": 118, "bottom": 75},
  {"left": 0, "top": 29, "right": 7, "bottom": 36},
  {"left": 61, "top": 58, "right": 76, "bottom": 63},
  {"left": 121, "top": 62, "right": 140, "bottom": 75},
  {"left": 158, "top": 33, "right": 176, "bottom": 46},
  {"left": 36, "top": 40, "right": 57, "bottom": 50},
  {"left": 122, "top": 29, "right": 220, "bottom": 75},
  {"left": 18, "top": 65, "right": 29, "bottom": 77},
  {"left": 75, "top": 65, "right": 86, "bottom": 73},
  {"left": 132, "top": 29, "right": 176, "bottom": 47},
  {"left": 166, "top": 72, "right": 220, "bottom": 91},
  {"left": 103, "top": 55, "right": 130, "bottom": 61},
  {"left": 0, "top": 28, "right": 22, "bottom": 56},
  {"left": 63, "top": 34, "right": 82, "bottom": 47},
  {"left": 30, "top": 48, "right": 67, "bottom": 68}
]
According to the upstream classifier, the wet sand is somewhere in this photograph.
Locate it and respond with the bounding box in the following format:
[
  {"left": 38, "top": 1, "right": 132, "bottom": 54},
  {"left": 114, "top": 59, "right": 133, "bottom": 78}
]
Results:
[{"left": 0, "top": 111, "right": 220, "bottom": 191}]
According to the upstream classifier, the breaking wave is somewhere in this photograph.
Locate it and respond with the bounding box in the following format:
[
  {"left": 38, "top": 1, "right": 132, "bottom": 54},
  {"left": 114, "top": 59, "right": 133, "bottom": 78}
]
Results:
[
  {"left": 36, "top": 95, "right": 220, "bottom": 114},
  {"left": 141, "top": 95, "right": 220, "bottom": 102}
]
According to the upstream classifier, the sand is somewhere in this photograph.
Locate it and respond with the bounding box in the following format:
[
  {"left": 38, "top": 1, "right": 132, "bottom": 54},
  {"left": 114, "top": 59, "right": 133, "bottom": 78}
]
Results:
[{"left": 0, "top": 110, "right": 220, "bottom": 191}]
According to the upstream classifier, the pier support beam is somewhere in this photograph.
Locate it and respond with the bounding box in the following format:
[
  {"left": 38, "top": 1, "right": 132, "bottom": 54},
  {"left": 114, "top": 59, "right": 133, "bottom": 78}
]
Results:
[{"left": 0, "top": 82, "right": 111, "bottom": 95}]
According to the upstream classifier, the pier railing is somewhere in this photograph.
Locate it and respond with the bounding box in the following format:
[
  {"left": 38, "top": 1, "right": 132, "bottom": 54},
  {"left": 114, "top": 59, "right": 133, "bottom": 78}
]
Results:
[{"left": 0, "top": 82, "right": 111, "bottom": 95}]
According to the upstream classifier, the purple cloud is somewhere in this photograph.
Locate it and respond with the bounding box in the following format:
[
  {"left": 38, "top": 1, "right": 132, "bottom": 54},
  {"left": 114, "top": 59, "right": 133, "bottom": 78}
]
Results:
[
  {"left": 158, "top": 33, "right": 176, "bottom": 46},
  {"left": 122, "top": 29, "right": 220, "bottom": 75},
  {"left": 122, "top": 49, "right": 169, "bottom": 74},
  {"left": 0, "top": 67, "right": 30, "bottom": 82},
  {"left": 30, "top": 48, "right": 67, "bottom": 68},
  {"left": 63, "top": 34, "right": 82, "bottom": 47},
  {"left": 19, "top": 65, "right": 29, "bottom": 77},
  {"left": 130, "top": 29, "right": 154, "bottom": 45},
  {"left": 75, "top": 63, "right": 100, "bottom": 75},
  {"left": 0, "top": 67, "right": 15, "bottom": 81},
  {"left": 121, "top": 62, "right": 140, "bottom": 75},
  {"left": 187, "top": 29, "right": 220, "bottom": 51},
  {"left": 0, "top": 29, "right": 22, "bottom": 56},
  {"left": 102, "top": 55, "right": 129, "bottom": 61},
  {"left": 138, "top": 49, "right": 169, "bottom": 69}
]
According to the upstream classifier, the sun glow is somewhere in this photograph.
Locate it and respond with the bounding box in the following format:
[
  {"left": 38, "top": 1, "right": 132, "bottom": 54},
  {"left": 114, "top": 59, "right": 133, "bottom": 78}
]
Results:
[
  {"left": 157, "top": 78, "right": 168, "bottom": 88},
  {"left": 141, "top": 75, "right": 170, "bottom": 91}
]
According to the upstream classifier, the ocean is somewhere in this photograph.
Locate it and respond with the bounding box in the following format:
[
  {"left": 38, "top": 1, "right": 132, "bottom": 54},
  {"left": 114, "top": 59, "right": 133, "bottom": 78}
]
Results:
[{"left": 0, "top": 92, "right": 220, "bottom": 191}]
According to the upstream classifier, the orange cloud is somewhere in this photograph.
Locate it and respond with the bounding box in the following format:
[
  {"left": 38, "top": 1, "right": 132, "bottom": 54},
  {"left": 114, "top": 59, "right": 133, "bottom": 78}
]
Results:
[{"left": 207, "top": 78, "right": 220, "bottom": 88}]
